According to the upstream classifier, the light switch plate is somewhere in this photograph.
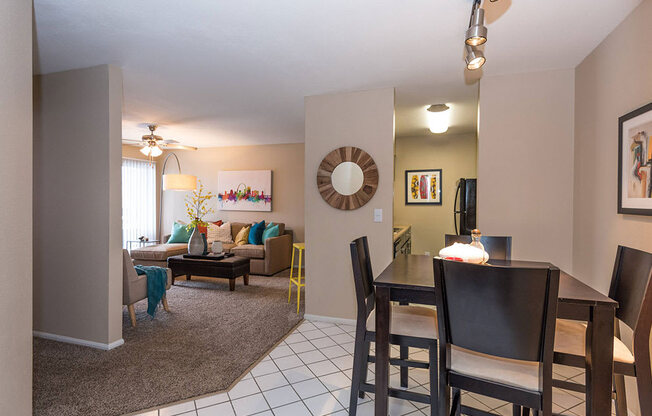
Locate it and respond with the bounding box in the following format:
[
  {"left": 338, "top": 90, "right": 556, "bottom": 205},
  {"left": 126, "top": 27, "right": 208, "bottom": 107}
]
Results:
[{"left": 374, "top": 208, "right": 382, "bottom": 222}]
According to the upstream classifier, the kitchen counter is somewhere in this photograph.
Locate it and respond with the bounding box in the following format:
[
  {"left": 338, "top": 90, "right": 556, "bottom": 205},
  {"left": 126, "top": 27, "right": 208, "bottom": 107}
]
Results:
[{"left": 393, "top": 225, "right": 411, "bottom": 258}]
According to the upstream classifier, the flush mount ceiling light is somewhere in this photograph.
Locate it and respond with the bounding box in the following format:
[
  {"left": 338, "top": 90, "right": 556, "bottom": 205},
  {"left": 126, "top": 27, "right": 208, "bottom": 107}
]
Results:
[{"left": 427, "top": 104, "right": 450, "bottom": 134}]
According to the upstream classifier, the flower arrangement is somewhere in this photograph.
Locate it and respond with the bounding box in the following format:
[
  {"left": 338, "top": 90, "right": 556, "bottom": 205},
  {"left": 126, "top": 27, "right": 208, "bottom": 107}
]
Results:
[{"left": 185, "top": 180, "right": 215, "bottom": 231}]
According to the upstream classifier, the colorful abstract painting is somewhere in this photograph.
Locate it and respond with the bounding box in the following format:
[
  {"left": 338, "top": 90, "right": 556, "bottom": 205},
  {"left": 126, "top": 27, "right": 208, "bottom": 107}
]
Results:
[
  {"left": 405, "top": 169, "right": 442, "bottom": 205},
  {"left": 217, "top": 170, "right": 272, "bottom": 212},
  {"left": 619, "top": 102, "right": 652, "bottom": 215}
]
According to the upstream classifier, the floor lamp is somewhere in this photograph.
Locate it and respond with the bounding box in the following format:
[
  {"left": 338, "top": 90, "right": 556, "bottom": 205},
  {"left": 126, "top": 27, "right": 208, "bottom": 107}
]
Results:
[{"left": 159, "top": 153, "right": 197, "bottom": 241}]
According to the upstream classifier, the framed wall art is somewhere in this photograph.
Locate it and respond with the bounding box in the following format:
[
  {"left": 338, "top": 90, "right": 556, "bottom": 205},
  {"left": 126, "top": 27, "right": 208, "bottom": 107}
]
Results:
[
  {"left": 217, "top": 170, "right": 272, "bottom": 212},
  {"left": 405, "top": 169, "right": 442, "bottom": 205},
  {"left": 618, "top": 102, "right": 652, "bottom": 215}
]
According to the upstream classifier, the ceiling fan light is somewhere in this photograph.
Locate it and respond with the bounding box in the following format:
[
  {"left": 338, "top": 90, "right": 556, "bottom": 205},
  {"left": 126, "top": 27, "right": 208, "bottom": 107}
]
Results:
[
  {"left": 150, "top": 145, "right": 163, "bottom": 157},
  {"left": 465, "top": 45, "right": 485, "bottom": 70},
  {"left": 465, "top": 7, "right": 487, "bottom": 46},
  {"left": 140, "top": 146, "right": 152, "bottom": 156}
]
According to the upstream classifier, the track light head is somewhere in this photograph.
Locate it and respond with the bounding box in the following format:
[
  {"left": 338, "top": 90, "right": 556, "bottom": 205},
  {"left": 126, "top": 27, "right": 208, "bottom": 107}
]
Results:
[
  {"left": 465, "top": 45, "right": 485, "bottom": 70},
  {"left": 465, "top": 7, "right": 487, "bottom": 46}
]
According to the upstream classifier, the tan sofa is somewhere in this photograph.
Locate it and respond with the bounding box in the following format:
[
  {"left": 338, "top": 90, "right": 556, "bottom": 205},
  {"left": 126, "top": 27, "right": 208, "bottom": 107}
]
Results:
[{"left": 130, "top": 222, "right": 293, "bottom": 276}]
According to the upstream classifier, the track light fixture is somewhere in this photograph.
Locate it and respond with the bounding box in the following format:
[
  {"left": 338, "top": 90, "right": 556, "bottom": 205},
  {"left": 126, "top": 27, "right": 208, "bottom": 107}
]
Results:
[
  {"left": 465, "top": 45, "right": 485, "bottom": 70},
  {"left": 464, "top": 0, "right": 488, "bottom": 70}
]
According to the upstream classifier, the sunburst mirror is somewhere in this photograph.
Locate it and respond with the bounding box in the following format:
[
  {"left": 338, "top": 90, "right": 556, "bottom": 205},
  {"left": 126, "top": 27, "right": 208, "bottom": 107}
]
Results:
[{"left": 317, "top": 146, "right": 379, "bottom": 210}]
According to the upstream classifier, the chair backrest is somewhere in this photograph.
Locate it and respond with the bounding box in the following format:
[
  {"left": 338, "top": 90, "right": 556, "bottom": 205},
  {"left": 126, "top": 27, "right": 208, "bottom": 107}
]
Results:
[
  {"left": 609, "top": 245, "right": 652, "bottom": 333},
  {"left": 122, "top": 249, "right": 139, "bottom": 284},
  {"left": 350, "top": 236, "right": 375, "bottom": 322},
  {"left": 444, "top": 234, "right": 512, "bottom": 260},
  {"left": 433, "top": 258, "right": 559, "bottom": 363}
]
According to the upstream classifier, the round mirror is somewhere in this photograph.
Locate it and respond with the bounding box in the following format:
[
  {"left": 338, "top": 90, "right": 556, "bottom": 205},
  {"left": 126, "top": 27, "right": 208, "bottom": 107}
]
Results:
[{"left": 331, "top": 162, "right": 364, "bottom": 195}]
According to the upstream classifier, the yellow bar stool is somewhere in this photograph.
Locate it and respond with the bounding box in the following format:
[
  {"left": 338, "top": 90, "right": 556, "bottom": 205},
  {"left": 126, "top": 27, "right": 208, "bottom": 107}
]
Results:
[{"left": 288, "top": 242, "right": 305, "bottom": 314}]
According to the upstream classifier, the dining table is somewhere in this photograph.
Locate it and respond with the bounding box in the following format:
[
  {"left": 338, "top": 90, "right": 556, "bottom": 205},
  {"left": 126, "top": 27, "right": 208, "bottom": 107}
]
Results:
[{"left": 373, "top": 254, "right": 618, "bottom": 416}]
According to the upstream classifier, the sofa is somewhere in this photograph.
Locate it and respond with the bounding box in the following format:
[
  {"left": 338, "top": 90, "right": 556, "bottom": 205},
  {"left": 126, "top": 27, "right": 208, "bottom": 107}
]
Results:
[{"left": 130, "top": 222, "right": 293, "bottom": 276}]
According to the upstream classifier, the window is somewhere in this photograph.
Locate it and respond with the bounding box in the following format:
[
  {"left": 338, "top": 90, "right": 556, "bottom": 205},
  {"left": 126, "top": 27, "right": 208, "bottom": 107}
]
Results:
[{"left": 122, "top": 158, "right": 157, "bottom": 249}]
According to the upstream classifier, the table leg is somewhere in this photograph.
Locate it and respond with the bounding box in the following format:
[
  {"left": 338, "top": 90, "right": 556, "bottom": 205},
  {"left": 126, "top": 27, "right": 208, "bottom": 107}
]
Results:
[
  {"left": 585, "top": 305, "right": 615, "bottom": 416},
  {"left": 375, "top": 286, "right": 391, "bottom": 416},
  {"left": 229, "top": 279, "right": 235, "bottom": 291},
  {"left": 243, "top": 273, "right": 249, "bottom": 286},
  {"left": 186, "top": 274, "right": 192, "bottom": 281}
]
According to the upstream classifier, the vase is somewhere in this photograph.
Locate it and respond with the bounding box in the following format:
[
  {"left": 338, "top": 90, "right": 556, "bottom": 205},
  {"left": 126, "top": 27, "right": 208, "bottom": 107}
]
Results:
[{"left": 188, "top": 227, "right": 204, "bottom": 256}]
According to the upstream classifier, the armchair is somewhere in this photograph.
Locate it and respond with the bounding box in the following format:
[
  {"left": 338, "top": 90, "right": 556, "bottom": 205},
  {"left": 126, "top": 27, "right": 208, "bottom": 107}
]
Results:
[{"left": 122, "top": 249, "right": 171, "bottom": 327}]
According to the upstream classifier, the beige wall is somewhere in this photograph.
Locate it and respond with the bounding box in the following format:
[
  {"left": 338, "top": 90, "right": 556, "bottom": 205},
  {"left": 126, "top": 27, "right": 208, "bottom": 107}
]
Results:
[
  {"left": 34, "top": 65, "right": 123, "bottom": 346},
  {"left": 394, "top": 134, "right": 477, "bottom": 255},
  {"left": 0, "top": 0, "right": 32, "bottom": 413},
  {"left": 573, "top": 1, "right": 652, "bottom": 413},
  {"left": 478, "top": 69, "right": 575, "bottom": 272},
  {"left": 161, "top": 143, "right": 305, "bottom": 242},
  {"left": 305, "top": 88, "right": 395, "bottom": 320}
]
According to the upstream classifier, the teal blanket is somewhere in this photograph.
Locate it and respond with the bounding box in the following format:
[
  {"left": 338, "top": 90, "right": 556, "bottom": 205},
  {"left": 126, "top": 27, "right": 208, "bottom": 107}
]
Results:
[{"left": 134, "top": 265, "right": 168, "bottom": 317}]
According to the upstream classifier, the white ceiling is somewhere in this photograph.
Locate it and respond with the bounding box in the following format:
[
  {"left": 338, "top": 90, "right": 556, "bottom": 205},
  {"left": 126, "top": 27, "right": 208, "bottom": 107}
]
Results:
[{"left": 33, "top": 0, "right": 640, "bottom": 147}]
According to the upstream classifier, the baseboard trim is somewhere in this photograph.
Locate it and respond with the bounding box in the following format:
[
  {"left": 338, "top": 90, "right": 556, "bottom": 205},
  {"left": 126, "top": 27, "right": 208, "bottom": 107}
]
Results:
[
  {"left": 303, "top": 314, "right": 357, "bottom": 326},
  {"left": 33, "top": 331, "right": 125, "bottom": 350}
]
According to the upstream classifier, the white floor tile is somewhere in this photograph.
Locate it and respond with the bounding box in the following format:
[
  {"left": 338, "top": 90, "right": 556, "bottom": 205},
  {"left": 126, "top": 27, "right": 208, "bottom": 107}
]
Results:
[
  {"left": 230, "top": 392, "right": 270, "bottom": 416},
  {"left": 388, "top": 397, "right": 418, "bottom": 415},
  {"left": 339, "top": 341, "right": 356, "bottom": 353},
  {"left": 282, "top": 365, "right": 315, "bottom": 384},
  {"left": 195, "top": 392, "right": 229, "bottom": 409},
  {"left": 197, "top": 401, "right": 235, "bottom": 416},
  {"left": 269, "top": 345, "right": 294, "bottom": 359},
  {"left": 301, "top": 329, "right": 328, "bottom": 340},
  {"left": 251, "top": 360, "right": 279, "bottom": 377},
  {"left": 303, "top": 392, "right": 345, "bottom": 416},
  {"left": 159, "top": 401, "right": 196, "bottom": 416},
  {"left": 354, "top": 401, "right": 376, "bottom": 416},
  {"left": 310, "top": 337, "right": 337, "bottom": 349},
  {"left": 262, "top": 385, "right": 300, "bottom": 408},
  {"left": 320, "top": 345, "right": 349, "bottom": 359},
  {"left": 228, "top": 378, "right": 261, "bottom": 400},
  {"left": 330, "top": 354, "right": 354, "bottom": 371},
  {"left": 330, "top": 333, "right": 355, "bottom": 345},
  {"left": 318, "top": 371, "right": 352, "bottom": 391},
  {"left": 297, "top": 322, "right": 319, "bottom": 333},
  {"left": 313, "top": 321, "right": 336, "bottom": 329},
  {"left": 271, "top": 401, "right": 312, "bottom": 416},
  {"left": 321, "top": 326, "right": 345, "bottom": 336},
  {"left": 297, "top": 349, "right": 328, "bottom": 365},
  {"left": 134, "top": 411, "right": 158, "bottom": 416},
  {"left": 292, "top": 378, "right": 329, "bottom": 399},
  {"left": 308, "top": 360, "right": 340, "bottom": 377},
  {"left": 273, "top": 354, "right": 304, "bottom": 371},
  {"left": 284, "top": 333, "right": 308, "bottom": 345},
  {"left": 288, "top": 340, "right": 316, "bottom": 354},
  {"left": 254, "top": 371, "right": 288, "bottom": 391}
]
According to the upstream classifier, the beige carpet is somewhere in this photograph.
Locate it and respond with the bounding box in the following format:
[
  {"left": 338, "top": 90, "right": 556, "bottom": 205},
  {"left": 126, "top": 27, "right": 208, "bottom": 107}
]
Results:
[{"left": 33, "top": 270, "right": 304, "bottom": 416}]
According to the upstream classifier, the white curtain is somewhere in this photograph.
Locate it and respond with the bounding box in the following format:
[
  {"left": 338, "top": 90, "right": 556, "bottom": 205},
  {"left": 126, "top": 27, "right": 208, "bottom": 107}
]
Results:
[{"left": 122, "top": 158, "right": 157, "bottom": 249}]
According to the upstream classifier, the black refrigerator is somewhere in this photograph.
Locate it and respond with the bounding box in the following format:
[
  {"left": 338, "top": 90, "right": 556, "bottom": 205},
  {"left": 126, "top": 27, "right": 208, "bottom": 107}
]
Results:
[{"left": 453, "top": 178, "right": 477, "bottom": 235}]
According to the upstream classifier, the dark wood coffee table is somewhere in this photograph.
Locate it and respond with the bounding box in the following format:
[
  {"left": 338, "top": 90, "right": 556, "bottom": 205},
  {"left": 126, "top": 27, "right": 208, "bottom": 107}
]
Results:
[{"left": 167, "top": 255, "right": 250, "bottom": 291}]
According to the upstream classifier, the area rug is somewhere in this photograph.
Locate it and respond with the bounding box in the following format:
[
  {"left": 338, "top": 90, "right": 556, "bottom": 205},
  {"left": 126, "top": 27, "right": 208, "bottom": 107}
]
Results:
[{"left": 33, "top": 270, "right": 304, "bottom": 416}]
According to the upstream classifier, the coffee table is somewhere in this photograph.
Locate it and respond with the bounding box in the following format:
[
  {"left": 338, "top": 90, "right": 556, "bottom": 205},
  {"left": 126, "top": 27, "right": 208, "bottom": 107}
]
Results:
[{"left": 167, "top": 255, "right": 250, "bottom": 291}]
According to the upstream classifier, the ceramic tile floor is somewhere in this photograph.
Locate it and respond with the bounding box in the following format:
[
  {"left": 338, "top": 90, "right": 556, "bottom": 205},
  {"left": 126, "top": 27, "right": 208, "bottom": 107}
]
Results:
[{"left": 136, "top": 318, "right": 616, "bottom": 416}]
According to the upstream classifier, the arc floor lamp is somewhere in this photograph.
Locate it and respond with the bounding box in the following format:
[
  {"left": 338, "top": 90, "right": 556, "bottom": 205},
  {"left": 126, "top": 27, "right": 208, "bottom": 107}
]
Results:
[{"left": 158, "top": 152, "right": 197, "bottom": 240}]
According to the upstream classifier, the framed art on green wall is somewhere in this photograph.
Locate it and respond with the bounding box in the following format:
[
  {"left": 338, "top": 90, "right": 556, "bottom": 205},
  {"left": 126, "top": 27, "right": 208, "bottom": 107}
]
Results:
[{"left": 405, "top": 169, "right": 442, "bottom": 205}]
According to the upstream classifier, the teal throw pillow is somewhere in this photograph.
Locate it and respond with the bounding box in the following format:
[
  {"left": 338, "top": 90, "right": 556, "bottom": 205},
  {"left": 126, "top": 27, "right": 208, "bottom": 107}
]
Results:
[
  {"left": 261, "top": 224, "right": 280, "bottom": 243},
  {"left": 248, "top": 220, "right": 266, "bottom": 245},
  {"left": 167, "top": 222, "right": 194, "bottom": 243}
]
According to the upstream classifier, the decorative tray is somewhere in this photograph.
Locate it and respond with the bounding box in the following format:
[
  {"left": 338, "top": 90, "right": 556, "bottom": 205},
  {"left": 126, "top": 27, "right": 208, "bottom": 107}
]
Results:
[{"left": 182, "top": 252, "right": 234, "bottom": 261}]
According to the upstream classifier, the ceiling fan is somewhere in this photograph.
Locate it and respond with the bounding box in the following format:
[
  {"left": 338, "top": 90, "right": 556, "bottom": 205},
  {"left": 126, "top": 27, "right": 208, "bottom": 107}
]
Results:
[{"left": 123, "top": 124, "right": 197, "bottom": 160}]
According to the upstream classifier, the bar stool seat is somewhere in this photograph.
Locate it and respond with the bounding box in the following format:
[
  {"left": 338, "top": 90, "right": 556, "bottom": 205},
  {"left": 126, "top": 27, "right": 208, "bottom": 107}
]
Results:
[
  {"left": 367, "top": 305, "right": 437, "bottom": 339},
  {"left": 554, "top": 319, "right": 635, "bottom": 364}
]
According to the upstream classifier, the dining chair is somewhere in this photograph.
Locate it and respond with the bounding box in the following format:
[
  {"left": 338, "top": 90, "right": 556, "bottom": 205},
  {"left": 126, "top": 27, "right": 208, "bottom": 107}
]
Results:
[
  {"left": 444, "top": 234, "right": 512, "bottom": 260},
  {"left": 349, "top": 236, "right": 438, "bottom": 415},
  {"left": 553, "top": 245, "right": 652, "bottom": 416},
  {"left": 433, "top": 257, "right": 560, "bottom": 416}
]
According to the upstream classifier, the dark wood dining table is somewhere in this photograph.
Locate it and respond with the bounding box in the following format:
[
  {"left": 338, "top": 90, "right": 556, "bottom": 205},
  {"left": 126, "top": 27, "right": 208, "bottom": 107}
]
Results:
[{"left": 373, "top": 255, "right": 618, "bottom": 416}]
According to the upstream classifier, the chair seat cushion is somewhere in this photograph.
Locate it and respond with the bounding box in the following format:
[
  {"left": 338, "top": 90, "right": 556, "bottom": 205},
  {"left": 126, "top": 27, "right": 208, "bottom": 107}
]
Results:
[
  {"left": 367, "top": 305, "right": 437, "bottom": 339},
  {"left": 554, "top": 319, "right": 634, "bottom": 364},
  {"left": 449, "top": 345, "right": 542, "bottom": 392},
  {"left": 230, "top": 244, "right": 265, "bottom": 259},
  {"left": 130, "top": 244, "right": 188, "bottom": 261}
]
